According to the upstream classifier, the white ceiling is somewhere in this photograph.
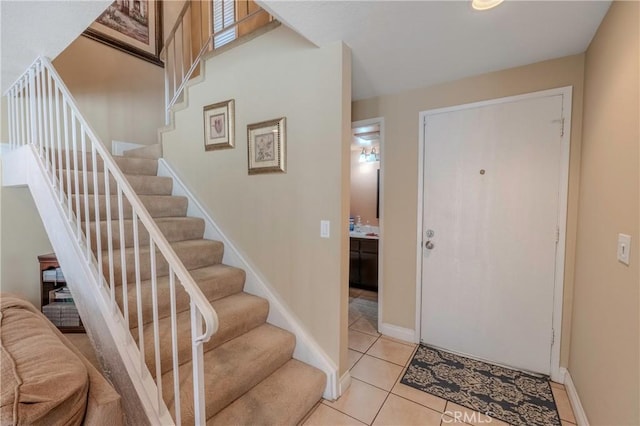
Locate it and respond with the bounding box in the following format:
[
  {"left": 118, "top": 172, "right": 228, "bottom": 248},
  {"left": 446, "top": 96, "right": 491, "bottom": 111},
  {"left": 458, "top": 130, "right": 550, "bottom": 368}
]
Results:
[
  {"left": 262, "top": 1, "right": 611, "bottom": 100},
  {"left": 0, "top": 1, "right": 610, "bottom": 100},
  {"left": 1, "top": 0, "right": 111, "bottom": 93}
]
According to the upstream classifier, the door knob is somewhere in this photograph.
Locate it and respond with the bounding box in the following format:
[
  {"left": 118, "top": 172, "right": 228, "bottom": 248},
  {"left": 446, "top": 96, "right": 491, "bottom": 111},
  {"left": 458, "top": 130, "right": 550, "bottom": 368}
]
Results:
[{"left": 425, "top": 240, "right": 434, "bottom": 250}]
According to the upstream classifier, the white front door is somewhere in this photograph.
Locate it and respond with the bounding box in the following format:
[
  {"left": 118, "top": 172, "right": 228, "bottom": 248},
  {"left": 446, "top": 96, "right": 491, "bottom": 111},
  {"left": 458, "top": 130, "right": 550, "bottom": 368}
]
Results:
[{"left": 420, "top": 92, "right": 565, "bottom": 375}]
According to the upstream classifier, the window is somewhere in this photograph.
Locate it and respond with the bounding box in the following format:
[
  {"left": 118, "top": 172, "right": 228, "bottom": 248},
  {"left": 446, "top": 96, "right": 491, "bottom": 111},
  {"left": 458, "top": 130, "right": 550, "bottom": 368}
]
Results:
[{"left": 213, "top": 0, "right": 236, "bottom": 48}]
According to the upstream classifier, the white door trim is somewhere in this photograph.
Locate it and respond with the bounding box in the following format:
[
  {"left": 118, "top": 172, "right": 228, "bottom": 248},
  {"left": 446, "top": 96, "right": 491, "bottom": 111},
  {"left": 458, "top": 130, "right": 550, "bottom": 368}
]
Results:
[
  {"left": 352, "top": 117, "right": 385, "bottom": 333},
  {"left": 415, "top": 86, "right": 572, "bottom": 381}
]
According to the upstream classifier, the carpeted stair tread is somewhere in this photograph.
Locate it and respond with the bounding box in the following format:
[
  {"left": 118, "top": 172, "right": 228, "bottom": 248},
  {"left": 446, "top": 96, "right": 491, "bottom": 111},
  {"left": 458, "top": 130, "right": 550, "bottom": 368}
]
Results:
[
  {"left": 61, "top": 170, "right": 172, "bottom": 196},
  {"left": 60, "top": 141, "right": 327, "bottom": 424},
  {"left": 209, "top": 359, "right": 326, "bottom": 426},
  {"left": 74, "top": 194, "right": 188, "bottom": 221},
  {"left": 104, "top": 239, "right": 224, "bottom": 285},
  {"left": 116, "top": 264, "right": 246, "bottom": 329},
  {"left": 89, "top": 217, "right": 205, "bottom": 251},
  {"left": 123, "top": 144, "right": 162, "bottom": 160},
  {"left": 162, "top": 324, "right": 296, "bottom": 424},
  {"left": 112, "top": 156, "right": 158, "bottom": 176},
  {"left": 58, "top": 151, "right": 158, "bottom": 175},
  {"left": 131, "top": 292, "right": 269, "bottom": 375},
  {"left": 115, "top": 173, "right": 172, "bottom": 195}
]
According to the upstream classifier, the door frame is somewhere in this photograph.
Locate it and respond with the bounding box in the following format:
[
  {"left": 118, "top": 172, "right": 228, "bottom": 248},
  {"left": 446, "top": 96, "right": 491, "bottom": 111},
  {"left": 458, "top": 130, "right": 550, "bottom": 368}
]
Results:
[
  {"left": 352, "top": 117, "right": 385, "bottom": 332},
  {"left": 414, "top": 87, "right": 572, "bottom": 381}
]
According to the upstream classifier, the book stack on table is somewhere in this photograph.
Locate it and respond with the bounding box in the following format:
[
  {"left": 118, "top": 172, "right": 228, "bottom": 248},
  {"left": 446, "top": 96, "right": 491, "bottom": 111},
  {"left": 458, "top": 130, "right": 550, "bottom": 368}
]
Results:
[
  {"left": 42, "top": 267, "right": 65, "bottom": 282},
  {"left": 42, "top": 287, "right": 80, "bottom": 327}
]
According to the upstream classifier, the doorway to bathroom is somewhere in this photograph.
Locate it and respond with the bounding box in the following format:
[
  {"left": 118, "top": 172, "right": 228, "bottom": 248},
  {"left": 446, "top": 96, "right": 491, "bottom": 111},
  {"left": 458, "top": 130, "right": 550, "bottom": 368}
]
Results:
[{"left": 349, "top": 118, "right": 384, "bottom": 354}]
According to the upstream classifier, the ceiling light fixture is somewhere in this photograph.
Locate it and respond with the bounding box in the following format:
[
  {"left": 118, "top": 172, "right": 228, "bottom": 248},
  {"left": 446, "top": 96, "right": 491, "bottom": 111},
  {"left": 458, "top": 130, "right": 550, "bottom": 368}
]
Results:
[{"left": 472, "top": 0, "right": 504, "bottom": 11}]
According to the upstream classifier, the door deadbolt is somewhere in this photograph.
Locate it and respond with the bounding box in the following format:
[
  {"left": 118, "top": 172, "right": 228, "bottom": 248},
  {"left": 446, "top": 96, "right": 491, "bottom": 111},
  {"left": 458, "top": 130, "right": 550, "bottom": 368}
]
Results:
[{"left": 425, "top": 240, "right": 435, "bottom": 250}]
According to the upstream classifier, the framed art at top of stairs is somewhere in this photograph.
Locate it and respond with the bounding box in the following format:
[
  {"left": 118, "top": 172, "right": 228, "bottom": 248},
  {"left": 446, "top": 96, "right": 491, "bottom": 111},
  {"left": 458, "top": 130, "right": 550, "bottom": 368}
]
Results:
[{"left": 83, "top": 0, "right": 163, "bottom": 66}]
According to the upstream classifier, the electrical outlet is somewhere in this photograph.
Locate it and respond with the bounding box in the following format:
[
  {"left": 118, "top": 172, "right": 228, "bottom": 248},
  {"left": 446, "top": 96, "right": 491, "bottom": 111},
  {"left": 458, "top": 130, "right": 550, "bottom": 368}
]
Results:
[
  {"left": 320, "top": 220, "right": 330, "bottom": 238},
  {"left": 617, "top": 234, "right": 631, "bottom": 266}
]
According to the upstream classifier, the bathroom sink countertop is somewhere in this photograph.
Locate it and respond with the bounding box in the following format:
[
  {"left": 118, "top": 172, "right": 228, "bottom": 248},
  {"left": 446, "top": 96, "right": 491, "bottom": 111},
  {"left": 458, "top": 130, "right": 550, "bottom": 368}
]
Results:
[{"left": 350, "top": 231, "right": 380, "bottom": 240}]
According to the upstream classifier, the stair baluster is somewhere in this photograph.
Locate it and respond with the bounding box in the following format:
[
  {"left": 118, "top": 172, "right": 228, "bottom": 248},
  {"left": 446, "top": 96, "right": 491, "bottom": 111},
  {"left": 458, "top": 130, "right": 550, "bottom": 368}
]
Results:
[{"left": 4, "top": 56, "right": 217, "bottom": 425}]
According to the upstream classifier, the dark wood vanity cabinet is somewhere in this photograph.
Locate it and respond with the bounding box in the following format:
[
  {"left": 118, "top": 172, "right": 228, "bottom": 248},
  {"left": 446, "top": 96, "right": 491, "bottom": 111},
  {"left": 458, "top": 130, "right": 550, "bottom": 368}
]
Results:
[{"left": 349, "top": 238, "right": 378, "bottom": 291}]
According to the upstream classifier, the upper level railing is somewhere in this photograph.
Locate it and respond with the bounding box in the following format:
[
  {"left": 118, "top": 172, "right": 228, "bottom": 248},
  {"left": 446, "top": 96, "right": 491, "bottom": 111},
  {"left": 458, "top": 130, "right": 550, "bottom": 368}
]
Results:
[
  {"left": 4, "top": 56, "right": 217, "bottom": 425},
  {"left": 161, "top": 0, "right": 273, "bottom": 122}
]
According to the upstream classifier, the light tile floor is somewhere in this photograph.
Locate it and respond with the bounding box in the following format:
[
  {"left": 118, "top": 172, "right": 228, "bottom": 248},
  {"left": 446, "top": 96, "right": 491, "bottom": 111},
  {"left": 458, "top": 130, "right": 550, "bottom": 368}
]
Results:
[{"left": 304, "top": 288, "right": 578, "bottom": 426}]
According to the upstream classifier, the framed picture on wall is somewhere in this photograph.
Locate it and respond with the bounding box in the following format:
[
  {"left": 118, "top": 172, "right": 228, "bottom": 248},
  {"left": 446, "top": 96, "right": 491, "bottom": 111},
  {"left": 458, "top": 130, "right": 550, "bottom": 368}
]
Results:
[
  {"left": 83, "top": 0, "right": 163, "bottom": 66},
  {"left": 247, "top": 117, "right": 286, "bottom": 175},
  {"left": 203, "top": 99, "right": 235, "bottom": 150}
]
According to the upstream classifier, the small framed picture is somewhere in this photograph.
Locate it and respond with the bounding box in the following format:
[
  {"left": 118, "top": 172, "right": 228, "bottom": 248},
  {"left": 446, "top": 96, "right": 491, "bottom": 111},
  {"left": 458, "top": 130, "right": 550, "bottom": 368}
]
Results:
[
  {"left": 203, "top": 99, "right": 235, "bottom": 151},
  {"left": 247, "top": 117, "right": 286, "bottom": 174}
]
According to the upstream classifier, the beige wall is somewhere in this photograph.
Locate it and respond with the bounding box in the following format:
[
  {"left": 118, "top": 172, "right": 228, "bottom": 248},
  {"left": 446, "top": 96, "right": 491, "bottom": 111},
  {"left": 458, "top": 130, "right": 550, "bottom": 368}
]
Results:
[
  {"left": 0, "top": 91, "right": 53, "bottom": 306},
  {"left": 162, "top": 26, "right": 351, "bottom": 372},
  {"left": 350, "top": 150, "right": 380, "bottom": 227},
  {"left": 52, "top": 36, "right": 165, "bottom": 149},
  {"left": 0, "top": 169, "right": 53, "bottom": 307},
  {"left": 353, "top": 54, "right": 585, "bottom": 366},
  {"left": 569, "top": 2, "right": 639, "bottom": 424}
]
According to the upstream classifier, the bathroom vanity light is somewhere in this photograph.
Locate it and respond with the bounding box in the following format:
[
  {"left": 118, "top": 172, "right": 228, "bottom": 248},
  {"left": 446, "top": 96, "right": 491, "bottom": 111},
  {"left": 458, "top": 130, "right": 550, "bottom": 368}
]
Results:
[
  {"left": 368, "top": 147, "right": 379, "bottom": 162},
  {"left": 359, "top": 147, "right": 380, "bottom": 163}
]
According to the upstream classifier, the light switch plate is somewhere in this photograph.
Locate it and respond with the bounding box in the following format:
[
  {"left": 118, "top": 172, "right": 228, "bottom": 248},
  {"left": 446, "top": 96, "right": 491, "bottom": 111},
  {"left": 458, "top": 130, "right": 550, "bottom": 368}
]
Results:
[
  {"left": 320, "top": 220, "right": 330, "bottom": 238},
  {"left": 617, "top": 233, "right": 631, "bottom": 265}
]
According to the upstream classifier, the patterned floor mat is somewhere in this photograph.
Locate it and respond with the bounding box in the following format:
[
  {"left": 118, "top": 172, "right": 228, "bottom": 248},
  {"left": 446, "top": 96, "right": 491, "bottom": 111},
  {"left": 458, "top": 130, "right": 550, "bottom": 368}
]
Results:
[{"left": 401, "top": 345, "right": 561, "bottom": 426}]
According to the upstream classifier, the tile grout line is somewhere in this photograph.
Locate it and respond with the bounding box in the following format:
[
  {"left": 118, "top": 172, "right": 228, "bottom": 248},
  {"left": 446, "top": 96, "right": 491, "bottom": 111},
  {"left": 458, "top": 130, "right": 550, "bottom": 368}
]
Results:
[
  {"left": 347, "top": 376, "right": 395, "bottom": 394},
  {"left": 320, "top": 403, "right": 369, "bottom": 425},
  {"left": 390, "top": 391, "right": 447, "bottom": 415},
  {"left": 368, "top": 388, "right": 392, "bottom": 426},
  {"left": 362, "top": 352, "right": 412, "bottom": 368}
]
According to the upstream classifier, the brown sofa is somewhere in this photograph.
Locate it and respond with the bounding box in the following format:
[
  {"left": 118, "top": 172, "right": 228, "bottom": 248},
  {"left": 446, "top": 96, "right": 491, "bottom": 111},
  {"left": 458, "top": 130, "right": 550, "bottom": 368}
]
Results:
[{"left": 1, "top": 294, "right": 123, "bottom": 425}]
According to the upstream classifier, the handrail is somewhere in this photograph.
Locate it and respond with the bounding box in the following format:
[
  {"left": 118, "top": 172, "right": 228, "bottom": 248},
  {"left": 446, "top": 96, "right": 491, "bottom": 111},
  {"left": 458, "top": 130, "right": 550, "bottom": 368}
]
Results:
[
  {"left": 5, "top": 56, "right": 217, "bottom": 424},
  {"left": 162, "top": 0, "right": 273, "bottom": 123}
]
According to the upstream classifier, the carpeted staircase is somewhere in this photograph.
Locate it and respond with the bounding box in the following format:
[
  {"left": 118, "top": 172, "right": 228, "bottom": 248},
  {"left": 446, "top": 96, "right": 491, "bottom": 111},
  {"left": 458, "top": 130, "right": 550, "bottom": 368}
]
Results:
[{"left": 66, "top": 144, "right": 326, "bottom": 425}]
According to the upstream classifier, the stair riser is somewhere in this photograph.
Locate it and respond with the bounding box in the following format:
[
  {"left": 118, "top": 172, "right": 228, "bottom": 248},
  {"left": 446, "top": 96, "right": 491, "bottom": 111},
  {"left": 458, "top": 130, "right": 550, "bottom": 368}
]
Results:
[
  {"left": 210, "top": 360, "right": 326, "bottom": 426},
  {"left": 73, "top": 195, "right": 188, "bottom": 221},
  {"left": 62, "top": 171, "right": 173, "bottom": 196},
  {"left": 114, "top": 266, "right": 246, "bottom": 329},
  {"left": 163, "top": 326, "right": 296, "bottom": 423},
  {"left": 46, "top": 150, "right": 327, "bottom": 425},
  {"left": 89, "top": 218, "right": 205, "bottom": 251},
  {"left": 103, "top": 242, "right": 224, "bottom": 286},
  {"left": 135, "top": 295, "right": 269, "bottom": 375},
  {"left": 57, "top": 152, "right": 159, "bottom": 175},
  {"left": 123, "top": 144, "right": 162, "bottom": 160}
]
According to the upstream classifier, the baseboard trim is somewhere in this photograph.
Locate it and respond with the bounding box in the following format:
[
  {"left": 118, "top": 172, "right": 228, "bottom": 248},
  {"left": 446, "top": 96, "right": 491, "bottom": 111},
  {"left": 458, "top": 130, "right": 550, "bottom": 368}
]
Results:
[
  {"left": 157, "top": 159, "right": 340, "bottom": 400},
  {"left": 563, "top": 369, "right": 589, "bottom": 426},
  {"left": 379, "top": 323, "right": 417, "bottom": 344},
  {"left": 557, "top": 366, "right": 568, "bottom": 383},
  {"left": 339, "top": 371, "right": 352, "bottom": 397}
]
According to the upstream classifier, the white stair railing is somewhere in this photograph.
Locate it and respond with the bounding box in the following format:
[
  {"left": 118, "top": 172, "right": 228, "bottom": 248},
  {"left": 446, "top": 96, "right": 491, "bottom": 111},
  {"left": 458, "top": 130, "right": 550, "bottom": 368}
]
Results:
[
  {"left": 5, "top": 56, "right": 217, "bottom": 425},
  {"left": 162, "top": 0, "right": 273, "bottom": 123}
]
